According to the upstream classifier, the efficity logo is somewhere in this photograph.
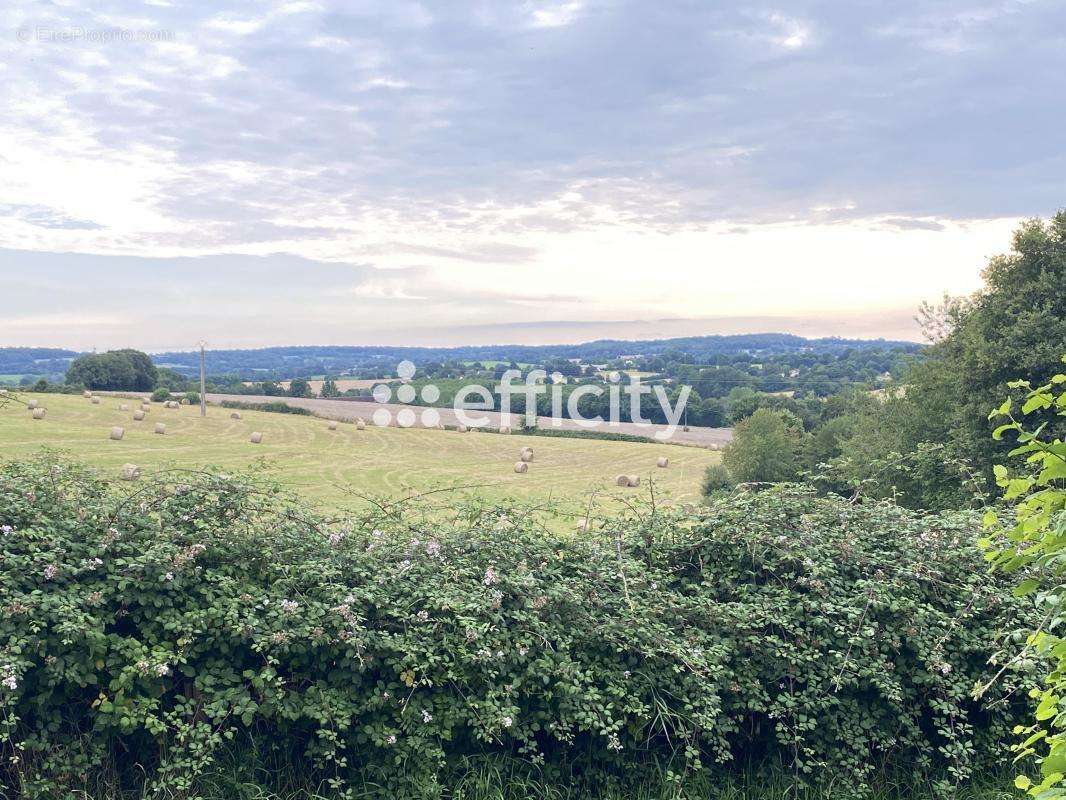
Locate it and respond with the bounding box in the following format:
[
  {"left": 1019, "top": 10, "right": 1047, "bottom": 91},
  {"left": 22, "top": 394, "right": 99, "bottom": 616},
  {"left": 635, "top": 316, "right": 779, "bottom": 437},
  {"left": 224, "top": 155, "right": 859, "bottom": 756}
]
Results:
[
  {"left": 371, "top": 361, "right": 691, "bottom": 440},
  {"left": 370, "top": 360, "right": 442, "bottom": 428}
]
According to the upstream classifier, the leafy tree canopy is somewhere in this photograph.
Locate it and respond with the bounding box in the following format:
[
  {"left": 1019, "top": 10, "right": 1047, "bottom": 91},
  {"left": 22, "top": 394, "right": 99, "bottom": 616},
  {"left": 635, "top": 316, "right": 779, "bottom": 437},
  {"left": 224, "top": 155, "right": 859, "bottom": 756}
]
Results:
[{"left": 65, "top": 349, "right": 157, "bottom": 392}]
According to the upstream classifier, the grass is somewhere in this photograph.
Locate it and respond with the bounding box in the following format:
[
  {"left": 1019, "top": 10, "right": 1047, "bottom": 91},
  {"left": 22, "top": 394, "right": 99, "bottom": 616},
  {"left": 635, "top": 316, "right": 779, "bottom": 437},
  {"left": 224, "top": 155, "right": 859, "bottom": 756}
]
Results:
[{"left": 0, "top": 393, "right": 719, "bottom": 513}]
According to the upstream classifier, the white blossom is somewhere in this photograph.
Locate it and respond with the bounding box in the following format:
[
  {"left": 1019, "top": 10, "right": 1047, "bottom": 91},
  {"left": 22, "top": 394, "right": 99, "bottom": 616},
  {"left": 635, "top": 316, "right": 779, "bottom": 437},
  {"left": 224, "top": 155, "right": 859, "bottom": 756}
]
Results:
[
  {"left": 281, "top": 599, "right": 300, "bottom": 614},
  {"left": 422, "top": 709, "right": 433, "bottom": 723},
  {"left": 483, "top": 567, "right": 498, "bottom": 586}
]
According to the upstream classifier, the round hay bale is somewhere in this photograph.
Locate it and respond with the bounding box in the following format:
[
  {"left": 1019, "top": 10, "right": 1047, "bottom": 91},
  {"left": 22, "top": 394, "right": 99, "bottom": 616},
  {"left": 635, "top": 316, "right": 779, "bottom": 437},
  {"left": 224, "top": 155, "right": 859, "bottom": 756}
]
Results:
[
  {"left": 121, "top": 463, "right": 140, "bottom": 481},
  {"left": 179, "top": 398, "right": 189, "bottom": 405},
  {"left": 91, "top": 397, "right": 101, "bottom": 405},
  {"left": 141, "top": 404, "right": 151, "bottom": 412},
  {"left": 166, "top": 401, "right": 178, "bottom": 409},
  {"left": 457, "top": 424, "right": 468, "bottom": 433},
  {"left": 83, "top": 390, "right": 93, "bottom": 399},
  {"left": 119, "top": 403, "right": 130, "bottom": 411},
  {"left": 356, "top": 419, "right": 366, "bottom": 431},
  {"left": 328, "top": 420, "right": 338, "bottom": 430},
  {"left": 513, "top": 461, "right": 528, "bottom": 474},
  {"left": 26, "top": 399, "right": 39, "bottom": 410},
  {"left": 109, "top": 426, "right": 125, "bottom": 441},
  {"left": 31, "top": 408, "right": 46, "bottom": 420},
  {"left": 230, "top": 411, "right": 242, "bottom": 420},
  {"left": 250, "top": 431, "right": 263, "bottom": 444},
  {"left": 627, "top": 475, "right": 641, "bottom": 487},
  {"left": 615, "top": 474, "right": 631, "bottom": 487},
  {"left": 154, "top": 422, "right": 166, "bottom": 435},
  {"left": 133, "top": 410, "right": 146, "bottom": 421},
  {"left": 500, "top": 426, "right": 511, "bottom": 434},
  {"left": 657, "top": 456, "right": 669, "bottom": 468},
  {"left": 142, "top": 396, "right": 151, "bottom": 403},
  {"left": 519, "top": 448, "right": 534, "bottom": 463},
  {"left": 0, "top": 388, "right": 8, "bottom": 396}
]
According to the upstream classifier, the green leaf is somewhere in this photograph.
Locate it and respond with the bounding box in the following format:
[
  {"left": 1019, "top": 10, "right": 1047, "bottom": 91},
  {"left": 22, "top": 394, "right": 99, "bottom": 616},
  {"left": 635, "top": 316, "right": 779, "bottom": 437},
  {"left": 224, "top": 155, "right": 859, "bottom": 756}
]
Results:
[
  {"left": 1015, "top": 579, "right": 1040, "bottom": 597},
  {"left": 993, "top": 422, "right": 1021, "bottom": 441}
]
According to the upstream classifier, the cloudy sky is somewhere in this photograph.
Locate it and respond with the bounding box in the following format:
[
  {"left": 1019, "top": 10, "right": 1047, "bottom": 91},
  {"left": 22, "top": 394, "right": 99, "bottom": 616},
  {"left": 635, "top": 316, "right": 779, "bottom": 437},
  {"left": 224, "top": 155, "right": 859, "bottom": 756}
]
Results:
[{"left": 0, "top": 0, "right": 1062, "bottom": 350}]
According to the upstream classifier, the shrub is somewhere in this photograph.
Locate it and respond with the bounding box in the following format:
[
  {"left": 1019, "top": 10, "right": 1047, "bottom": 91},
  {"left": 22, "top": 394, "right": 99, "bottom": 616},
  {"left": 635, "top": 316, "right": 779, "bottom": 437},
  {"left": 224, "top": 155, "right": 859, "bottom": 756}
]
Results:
[
  {"left": 0, "top": 456, "right": 1036, "bottom": 798},
  {"left": 150, "top": 387, "right": 171, "bottom": 403},
  {"left": 723, "top": 408, "right": 803, "bottom": 484},
  {"left": 219, "top": 400, "right": 311, "bottom": 415},
  {"left": 184, "top": 391, "right": 201, "bottom": 406},
  {"left": 984, "top": 356, "right": 1066, "bottom": 796},
  {"left": 701, "top": 462, "right": 734, "bottom": 495}
]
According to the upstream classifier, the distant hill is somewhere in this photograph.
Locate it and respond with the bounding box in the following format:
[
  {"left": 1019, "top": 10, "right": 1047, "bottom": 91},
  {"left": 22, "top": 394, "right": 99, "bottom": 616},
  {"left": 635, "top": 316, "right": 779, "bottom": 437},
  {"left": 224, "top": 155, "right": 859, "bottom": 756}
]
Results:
[
  {"left": 0, "top": 334, "right": 924, "bottom": 382},
  {"left": 151, "top": 334, "right": 923, "bottom": 378},
  {"left": 0, "top": 348, "right": 80, "bottom": 383}
]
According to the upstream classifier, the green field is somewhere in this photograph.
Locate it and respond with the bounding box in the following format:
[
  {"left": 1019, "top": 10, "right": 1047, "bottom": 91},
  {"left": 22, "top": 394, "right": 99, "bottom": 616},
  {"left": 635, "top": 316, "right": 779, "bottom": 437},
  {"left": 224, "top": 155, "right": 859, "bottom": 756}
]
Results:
[{"left": 0, "top": 393, "right": 718, "bottom": 514}]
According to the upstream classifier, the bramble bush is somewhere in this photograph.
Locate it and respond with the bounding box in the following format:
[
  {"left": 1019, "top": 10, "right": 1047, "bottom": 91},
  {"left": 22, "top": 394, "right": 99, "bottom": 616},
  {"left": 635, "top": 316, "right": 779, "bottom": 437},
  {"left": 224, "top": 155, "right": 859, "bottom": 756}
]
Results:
[
  {"left": 0, "top": 456, "right": 1037, "bottom": 798},
  {"left": 983, "top": 356, "right": 1066, "bottom": 796}
]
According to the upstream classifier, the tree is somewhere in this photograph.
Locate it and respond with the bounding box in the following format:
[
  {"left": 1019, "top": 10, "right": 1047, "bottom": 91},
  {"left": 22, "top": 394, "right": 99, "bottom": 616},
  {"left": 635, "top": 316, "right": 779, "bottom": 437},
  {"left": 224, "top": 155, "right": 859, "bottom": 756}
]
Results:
[
  {"left": 982, "top": 356, "right": 1066, "bottom": 797},
  {"left": 904, "top": 213, "right": 1066, "bottom": 499},
  {"left": 156, "top": 367, "right": 190, "bottom": 392},
  {"left": 289, "top": 378, "right": 313, "bottom": 398},
  {"left": 259, "top": 381, "right": 285, "bottom": 396},
  {"left": 320, "top": 377, "right": 339, "bottom": 398},
  {"left": 722, "top": 408, "right": 802, "bottom": 484},
  {"left": 66, "top": 349, "right": 157, "bottom": 391}
]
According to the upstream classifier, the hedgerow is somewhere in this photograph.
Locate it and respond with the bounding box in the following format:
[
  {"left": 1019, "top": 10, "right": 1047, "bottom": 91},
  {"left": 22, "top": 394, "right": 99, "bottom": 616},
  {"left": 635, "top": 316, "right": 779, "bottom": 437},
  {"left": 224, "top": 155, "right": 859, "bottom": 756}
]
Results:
[{"left": 0, "top": 456, "right": 1037, "bottom": 798}]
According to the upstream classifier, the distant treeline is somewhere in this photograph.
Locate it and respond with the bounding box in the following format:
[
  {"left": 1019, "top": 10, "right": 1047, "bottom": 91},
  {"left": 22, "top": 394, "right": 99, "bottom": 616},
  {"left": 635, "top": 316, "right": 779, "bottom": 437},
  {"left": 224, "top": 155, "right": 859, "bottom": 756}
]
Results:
[{"left": 146, "top": 333, "right": 922, "bottom": 379}]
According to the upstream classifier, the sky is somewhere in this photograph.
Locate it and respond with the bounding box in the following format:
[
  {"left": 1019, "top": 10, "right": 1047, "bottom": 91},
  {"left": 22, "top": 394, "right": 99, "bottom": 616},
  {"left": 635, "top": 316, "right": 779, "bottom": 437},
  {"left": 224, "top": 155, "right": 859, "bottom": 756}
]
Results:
[{"left": 0, "top": 0, "right": 1063, "bottom": 351}]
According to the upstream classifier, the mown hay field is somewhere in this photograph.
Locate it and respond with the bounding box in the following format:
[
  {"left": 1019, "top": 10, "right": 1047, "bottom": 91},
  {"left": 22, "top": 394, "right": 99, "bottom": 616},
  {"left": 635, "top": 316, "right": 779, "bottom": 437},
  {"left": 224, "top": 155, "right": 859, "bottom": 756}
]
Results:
[{"left": 0, "top": 394, "right": 719, "bottom": 514}]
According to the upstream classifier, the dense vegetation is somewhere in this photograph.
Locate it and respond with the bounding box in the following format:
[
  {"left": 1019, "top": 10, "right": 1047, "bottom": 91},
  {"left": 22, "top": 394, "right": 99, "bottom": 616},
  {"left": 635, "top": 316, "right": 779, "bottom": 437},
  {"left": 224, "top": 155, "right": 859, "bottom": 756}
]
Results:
[
  {"left": 0, "top": 454, "right": 1036, "bottom": 798},
  {"left": 714, "top": 213, "right": 1066, "bottom": 509},
  {"left": 983, "top": 358, "right": 1066, "bottom": 796},
  {"left": 146, "top": 334, "right": 919, "bottom": 381},
  {"left": 65, "top": 349, "right": 158, "bottom": 392},
  {"left": 0, "top": 335, "right": 919, "bottom": 399}
]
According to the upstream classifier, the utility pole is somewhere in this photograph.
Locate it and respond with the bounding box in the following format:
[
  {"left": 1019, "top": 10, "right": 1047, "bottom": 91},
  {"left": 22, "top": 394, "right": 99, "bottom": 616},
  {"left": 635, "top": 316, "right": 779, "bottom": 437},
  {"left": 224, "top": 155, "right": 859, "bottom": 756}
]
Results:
[{"left": 198, "top": 341, "right": 207, "bottom": 417}]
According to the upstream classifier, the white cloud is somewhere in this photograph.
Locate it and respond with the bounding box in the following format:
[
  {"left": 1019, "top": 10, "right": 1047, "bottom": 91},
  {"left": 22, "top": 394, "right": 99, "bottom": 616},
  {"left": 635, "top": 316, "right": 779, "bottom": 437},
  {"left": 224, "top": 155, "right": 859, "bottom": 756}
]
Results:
[
  {"left": 767, "top": 12, "right": 813, "bottom": 50},
  {"left": 528, "top": 0, "right": 584, "bottom": 28}
]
